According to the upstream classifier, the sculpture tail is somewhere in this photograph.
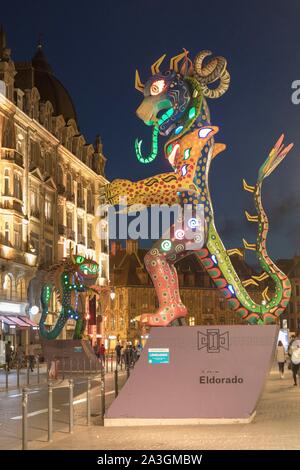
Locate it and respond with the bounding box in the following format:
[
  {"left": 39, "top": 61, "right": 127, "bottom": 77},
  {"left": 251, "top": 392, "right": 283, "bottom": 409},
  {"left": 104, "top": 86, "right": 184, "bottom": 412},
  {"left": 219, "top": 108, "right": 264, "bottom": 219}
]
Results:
[{"left": 197, "top": 134, "right": 293, "bottom": 324}]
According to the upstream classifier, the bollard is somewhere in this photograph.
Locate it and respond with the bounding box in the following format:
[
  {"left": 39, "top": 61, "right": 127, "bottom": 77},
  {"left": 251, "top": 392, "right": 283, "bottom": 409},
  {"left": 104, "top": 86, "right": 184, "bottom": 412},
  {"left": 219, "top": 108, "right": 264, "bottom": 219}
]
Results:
[
  {"left": 27, "top": 360, "right": 30, "bottom": 386},
  {"left": 69, "top": 379, "right": 74, "bottom": 433},
  {"left": 22, "top": 387, "right": 29, "bottom": 450},
  {"left": 100, "top": 369, "right": 105, "bottom": 421},
  {"left": 37, "top": 357, "right": 40, "bottom": 384},
  {"left": 17, "top": 362, "right": 20, "bottom": 388},
  {"left": 5, "top": 363, "right": 8, "bottom": 390},
  {"left": 86, "top": 377, "right": 91, "bottom": 426},
  {"left": 114, "top": 368, "right": 118, "bottom": 398},
  {"left": 48, "top": 382, "right": 53, "bottom": 442}
]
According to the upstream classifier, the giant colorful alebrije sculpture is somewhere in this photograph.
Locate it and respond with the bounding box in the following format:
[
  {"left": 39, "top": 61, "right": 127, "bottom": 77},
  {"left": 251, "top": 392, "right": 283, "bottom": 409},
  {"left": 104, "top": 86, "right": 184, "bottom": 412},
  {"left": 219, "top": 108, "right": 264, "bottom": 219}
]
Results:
[
  {"left": 39, "top": 250, "right": 99, "bottom": 340},
  {"left": 105, "top": 49, "right": 293, "bottom": 326}
]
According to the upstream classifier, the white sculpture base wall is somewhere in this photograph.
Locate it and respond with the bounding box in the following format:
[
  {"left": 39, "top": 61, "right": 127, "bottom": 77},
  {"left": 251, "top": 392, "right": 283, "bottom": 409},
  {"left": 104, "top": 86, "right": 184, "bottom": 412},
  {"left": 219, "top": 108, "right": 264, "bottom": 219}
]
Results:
[{"left": 105, "top": 325, "right": 278, "bottom": 426}]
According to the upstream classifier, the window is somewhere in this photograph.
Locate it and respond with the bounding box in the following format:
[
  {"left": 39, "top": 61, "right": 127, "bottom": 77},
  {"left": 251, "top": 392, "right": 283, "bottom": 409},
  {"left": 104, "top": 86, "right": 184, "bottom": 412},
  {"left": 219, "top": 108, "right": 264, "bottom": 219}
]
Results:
[
  {"left": 14, "top": 223, "right": 22, "bottom": 249},
  {"left": 45, "top": 193, "right": 52, "bottom": 223},
  {"left": 290, "top": 303, "right": 294, "bottom": 314},
  {"left": 67, "top": 212, "right": 73, "bottom": 229},
  {"left": 45, "top": 153, "right": 52, "bottom": 174},
  {"left": 30, "top": 232, "right": 39, "bottom": 255},
  {"left": 296, "top": 285, "right": 300, "bottom": 297},
  {"left": 4, "top": 169, "right": 9, "bottom": 195},
  {"left": 290, "top": 318, "right": 295, "bottom": 330},
  {"left": 189, "top": 316, "right": 195, "bottom": 326},
  {"left": 297, "top": 302, "right": 300, "bottom": 313},
  {"left": 87, "top": 223, "right": 92, "bottom": 241},
  {"left": 87, "top": 189, "right": 93, "bottom": 212},
  {"left": 30, "top": 189, "right": 39, "bottom": 216},
  {"left": 111, "top": 315, "right": 115, "bottom": 330},
  {"left": 77, "top": 218, "right": 83, "bottom": 236},
  {"left": 45, "top": 241, "right": 53, "bottom": 264},
  {"left": 120, "top": 316, "right": 125, "bottom": 328},
  {"left": 4, "top": 222, "right": 10, "bottom": 244},
  {"left": 16, "top": 278, "right": 26, "bottom": 301},
  {"left": 3, "top": 274, "right": 12, "bottom": 300},
  {"left": 13, "top": 174, "right": 22, "bottom": 200},
  {"left": 66, "top": 173, "right": 72, "bottom": 194}
]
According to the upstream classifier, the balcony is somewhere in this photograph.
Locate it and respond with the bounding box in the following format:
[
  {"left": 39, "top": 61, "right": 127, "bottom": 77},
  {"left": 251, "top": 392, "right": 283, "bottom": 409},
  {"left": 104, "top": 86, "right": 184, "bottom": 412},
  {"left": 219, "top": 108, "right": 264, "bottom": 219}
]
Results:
[
  {"left": 87, "top": 239, "right": 95, "bottom": 250},
  {"left": 77, "top": 198, "right": 85, "bottom": 210},
  {"left": 77, "top": 234, "right": 86, "bottom": 246},
  {"left": 57, "top": 184, "right": 66, "bottom": 196},
  {"left": 66, "top": 192, "right": 75, "bottom": 203},
  {"left": 66, "top": 227, "right": 75, "bottom": 241},
  {"left": 58, "top": 224, "right": 67, "bottom": 236},
  {"left": 1, "top": 149, "right": 24, "bottom": 168}
]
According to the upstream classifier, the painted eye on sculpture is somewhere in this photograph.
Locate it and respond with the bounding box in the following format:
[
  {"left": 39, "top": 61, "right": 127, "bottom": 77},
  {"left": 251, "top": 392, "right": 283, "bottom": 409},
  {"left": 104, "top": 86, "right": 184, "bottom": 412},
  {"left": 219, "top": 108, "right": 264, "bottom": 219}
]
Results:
[{"left": 150, "top": 80, "right": 166, "bottom": 96}]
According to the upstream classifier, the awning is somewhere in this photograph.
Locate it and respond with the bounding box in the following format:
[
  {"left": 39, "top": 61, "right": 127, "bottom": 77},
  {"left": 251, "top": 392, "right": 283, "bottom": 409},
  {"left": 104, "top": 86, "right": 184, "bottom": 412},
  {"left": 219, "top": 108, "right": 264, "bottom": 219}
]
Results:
[
  {"left": 7, "top": 316, "right": 29, "bottom": 328},
  {"left": 0, "top": 315, "right": 39, "bottom": 328},
  {"left": 20, "top": 317, "right": 39, "bottom": 328},
  {"left": 0, "top": 315, "right": 16, "bottom": 326}
]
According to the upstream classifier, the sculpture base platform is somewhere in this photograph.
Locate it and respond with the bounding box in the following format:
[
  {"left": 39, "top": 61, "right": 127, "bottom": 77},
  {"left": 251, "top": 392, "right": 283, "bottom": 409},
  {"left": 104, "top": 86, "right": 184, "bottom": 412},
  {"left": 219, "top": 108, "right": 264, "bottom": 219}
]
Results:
[
  {"left": 41, "top": 339, "right": 98, "bottom": 370},
  {"left": 105, "top": 325, "right": 278, "bottom": 426}
]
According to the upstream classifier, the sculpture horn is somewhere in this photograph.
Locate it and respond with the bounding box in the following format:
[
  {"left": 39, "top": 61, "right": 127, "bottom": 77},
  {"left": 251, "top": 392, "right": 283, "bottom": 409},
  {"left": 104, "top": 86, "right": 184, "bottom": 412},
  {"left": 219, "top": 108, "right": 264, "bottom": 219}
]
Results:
[
  {"left": 193, "top": 50, "right": 230, "bottom": 99},
  {"left": 135, "top": 70, "right": 144, "bottom": 93},
  {"left": 151, "top": 54, "right": 166, "bottom": 75},
  {"left": 169, "top": 51, "right": 188, "bottom": 73}
]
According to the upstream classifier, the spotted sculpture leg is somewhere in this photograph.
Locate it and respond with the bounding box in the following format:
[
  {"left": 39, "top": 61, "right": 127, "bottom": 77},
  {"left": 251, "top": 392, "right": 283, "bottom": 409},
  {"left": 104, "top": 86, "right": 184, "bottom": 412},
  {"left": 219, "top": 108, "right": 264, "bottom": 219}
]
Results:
[{"left": 140, "top": 223, "right": 197, "bottom": 326}]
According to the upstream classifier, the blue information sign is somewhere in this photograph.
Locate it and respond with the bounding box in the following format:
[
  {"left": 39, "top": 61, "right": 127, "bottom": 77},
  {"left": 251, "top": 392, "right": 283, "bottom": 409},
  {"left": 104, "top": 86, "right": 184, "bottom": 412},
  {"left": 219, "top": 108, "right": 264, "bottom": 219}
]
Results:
[{"left": 148, "top": 348, "right": 170, "bottom": 364}]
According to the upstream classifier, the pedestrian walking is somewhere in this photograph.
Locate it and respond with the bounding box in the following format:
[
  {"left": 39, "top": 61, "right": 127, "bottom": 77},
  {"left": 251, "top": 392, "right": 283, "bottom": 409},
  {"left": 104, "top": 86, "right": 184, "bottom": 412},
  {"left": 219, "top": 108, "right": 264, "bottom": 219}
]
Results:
[
  {"left": 5, "top": 341, "right": 13, "bottom": 372},
  {"left": 289, "top": 331, "right": 300, "bottom": 386},
  {"left": 115, "top": 343, "right": 122, "bottom": 365},
  {"left": 99, "top": 343, "right": 106, "bottom": 366},
  {"left": 276, "top": 340, "right": 286, "bottom": 378}
]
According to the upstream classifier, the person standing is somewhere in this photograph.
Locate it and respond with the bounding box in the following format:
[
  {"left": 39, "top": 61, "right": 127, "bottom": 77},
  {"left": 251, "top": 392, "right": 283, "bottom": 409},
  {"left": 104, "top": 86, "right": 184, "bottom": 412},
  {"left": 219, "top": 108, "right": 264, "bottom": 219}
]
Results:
[
  {"left": 276, "top": 340, "right": 286, "bottom": 378},
  {"left": 28, "top": 342, "right": 36, "bottom": 372},
  {"left": 5, "top": 341, "right": 13, "bottom": 372},
  {"left": 115, "top": 343, "right": 122, "bottom": 365},
  {"left": 290, "top": 331, "right": 300, "bottom": 386}
]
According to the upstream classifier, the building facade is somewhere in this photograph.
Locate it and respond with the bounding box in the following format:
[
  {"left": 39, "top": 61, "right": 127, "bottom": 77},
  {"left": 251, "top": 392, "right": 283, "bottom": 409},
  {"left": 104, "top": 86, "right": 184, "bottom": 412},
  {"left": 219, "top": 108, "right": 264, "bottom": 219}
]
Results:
[
  {"left": 277, "top": 256, "right": 300, "bottom": 332},
  {"left": 0, "top": 28, "right": 109, "bottom": 352}
]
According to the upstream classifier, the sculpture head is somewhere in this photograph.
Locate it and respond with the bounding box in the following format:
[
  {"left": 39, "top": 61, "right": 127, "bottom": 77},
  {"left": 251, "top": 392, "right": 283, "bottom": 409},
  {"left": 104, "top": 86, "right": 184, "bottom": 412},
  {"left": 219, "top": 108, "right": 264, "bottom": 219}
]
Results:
[
  {"left": 71, "top": 253, "right": 99, "bottom": 285},
  {"left": 135, "top": 50, "right": 230, "bottom": 163}
]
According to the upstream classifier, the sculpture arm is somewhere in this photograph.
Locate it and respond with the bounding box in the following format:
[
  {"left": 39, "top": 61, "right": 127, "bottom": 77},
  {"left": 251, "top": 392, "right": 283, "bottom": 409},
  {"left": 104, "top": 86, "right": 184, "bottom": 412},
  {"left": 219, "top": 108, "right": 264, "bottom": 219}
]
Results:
[{"left": 104, "top": 172, "right": 191, "bottom": 206}]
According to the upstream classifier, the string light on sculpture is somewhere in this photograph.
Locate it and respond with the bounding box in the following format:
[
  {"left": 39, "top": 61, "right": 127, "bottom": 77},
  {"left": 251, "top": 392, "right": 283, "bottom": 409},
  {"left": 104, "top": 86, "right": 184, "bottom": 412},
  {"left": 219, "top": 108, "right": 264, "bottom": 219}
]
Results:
[
  {"left": 161, "top": 240, "right": 172, "bottom": 251},
  {"left": 175, "top": 229, "right": 185, "bottom": 240},
  {"left": 187, "top": 217, "right": 199, "bottom": 229}
]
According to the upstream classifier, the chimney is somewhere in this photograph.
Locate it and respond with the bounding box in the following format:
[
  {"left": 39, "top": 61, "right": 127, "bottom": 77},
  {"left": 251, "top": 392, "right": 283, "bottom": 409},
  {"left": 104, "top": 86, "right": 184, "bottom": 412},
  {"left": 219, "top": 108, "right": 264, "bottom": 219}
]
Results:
[{"left": 126, "top": 239, "right": 138, "bottom": 254}]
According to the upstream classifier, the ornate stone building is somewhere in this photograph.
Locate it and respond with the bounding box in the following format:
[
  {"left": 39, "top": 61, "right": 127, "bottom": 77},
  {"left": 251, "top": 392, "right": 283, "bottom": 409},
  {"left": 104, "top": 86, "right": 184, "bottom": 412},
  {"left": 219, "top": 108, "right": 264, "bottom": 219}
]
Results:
[
  {"left": 277, "top": 256, "right": 300, "bottom": 332},
  {"left": 0, "top": 28, "right": 109, "bottom": 350},
  {"left": 106, "top": 240, "right": 259, "bottom": 350}
]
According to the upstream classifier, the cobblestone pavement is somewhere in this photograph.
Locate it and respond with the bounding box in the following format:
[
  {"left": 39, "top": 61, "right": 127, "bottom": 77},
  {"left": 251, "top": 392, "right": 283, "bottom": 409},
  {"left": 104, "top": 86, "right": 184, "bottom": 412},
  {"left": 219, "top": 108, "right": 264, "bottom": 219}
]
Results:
[{"left": 24, "top": 366, "right": 300, "bottom": 450}]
